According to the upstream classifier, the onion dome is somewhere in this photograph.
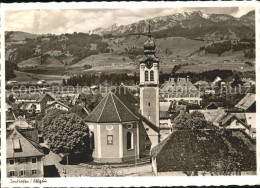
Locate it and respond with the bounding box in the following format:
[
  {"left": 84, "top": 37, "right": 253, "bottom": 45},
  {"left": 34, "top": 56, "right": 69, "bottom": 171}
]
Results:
[{"left": 144, "top": 34, "right": 156, "bottom": 54}]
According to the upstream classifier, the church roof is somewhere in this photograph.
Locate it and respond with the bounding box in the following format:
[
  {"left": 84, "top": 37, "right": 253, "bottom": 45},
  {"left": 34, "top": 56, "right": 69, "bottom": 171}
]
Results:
[{"left": 85, "top": 92, "right": 139, "bottom": 123}]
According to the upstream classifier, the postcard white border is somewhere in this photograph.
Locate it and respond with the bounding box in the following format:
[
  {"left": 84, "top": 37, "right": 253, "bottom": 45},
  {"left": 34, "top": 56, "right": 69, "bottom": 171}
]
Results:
[{"left": 1, "top": 1, "right": 260, "bottom": 187}]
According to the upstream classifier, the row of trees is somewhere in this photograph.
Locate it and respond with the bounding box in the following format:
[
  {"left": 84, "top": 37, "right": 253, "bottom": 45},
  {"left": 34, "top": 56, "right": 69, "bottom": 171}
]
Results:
[
  {"left": 5, "top": 61, "right": 18, "bottom": 81},
  {"left": 67, "top": 73, "right": 138, "bottom": 86}
]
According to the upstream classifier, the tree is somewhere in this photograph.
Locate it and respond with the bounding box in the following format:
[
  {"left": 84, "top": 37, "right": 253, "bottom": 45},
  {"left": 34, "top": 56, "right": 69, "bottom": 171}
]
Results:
[
  {"left": 173, "top": 111, "right": 208, "bottom": 130},
  {"left": 62, "top": 79, "right": 67, "bottom": 86},
  {"left": 40, "top": 110, "right": 90, "bottom": 155},
  {"left": 189, "top": 111, "right": 208, "bottom": 129},
  {"left": 231, "top": 74, "right": 243, "bottom": 88}
]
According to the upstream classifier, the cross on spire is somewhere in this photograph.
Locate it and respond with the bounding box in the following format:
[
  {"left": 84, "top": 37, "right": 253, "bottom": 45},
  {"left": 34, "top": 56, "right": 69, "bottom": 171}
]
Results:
[{"left": 148, "top": 20, "right": 151, "bottom": 38}]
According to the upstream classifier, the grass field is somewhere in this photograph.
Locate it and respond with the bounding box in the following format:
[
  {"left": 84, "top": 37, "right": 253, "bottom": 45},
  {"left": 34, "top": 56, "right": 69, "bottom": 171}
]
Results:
[
  {"left": 10, "top": 35, "right": 255, "bottom": 82},
  {"left": 176, "top": 51, "right": 255, "bottom": 73}
]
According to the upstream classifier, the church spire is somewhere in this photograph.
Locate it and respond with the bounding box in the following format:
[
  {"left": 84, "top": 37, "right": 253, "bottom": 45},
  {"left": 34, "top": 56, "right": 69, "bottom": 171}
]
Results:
[{"left": 148, "top": 20, "right": 151, "bottom": 38}]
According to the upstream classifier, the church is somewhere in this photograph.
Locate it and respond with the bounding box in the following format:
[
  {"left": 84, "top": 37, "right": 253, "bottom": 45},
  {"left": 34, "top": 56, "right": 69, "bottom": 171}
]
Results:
[{"left": 85, "top": 24, "right": 161, "bottom": 163}]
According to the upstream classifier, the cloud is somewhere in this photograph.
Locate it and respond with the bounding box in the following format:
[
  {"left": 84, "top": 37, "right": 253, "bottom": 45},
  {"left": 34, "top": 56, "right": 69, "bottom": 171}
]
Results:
[{"left": 5, "top": 7, "right": 254, "bottom": 35}]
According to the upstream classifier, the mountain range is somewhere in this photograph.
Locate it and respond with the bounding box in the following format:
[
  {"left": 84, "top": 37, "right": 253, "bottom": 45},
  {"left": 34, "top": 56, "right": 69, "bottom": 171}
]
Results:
[{"left": 89, "top": 10, "right": 255, "bottom": 40}]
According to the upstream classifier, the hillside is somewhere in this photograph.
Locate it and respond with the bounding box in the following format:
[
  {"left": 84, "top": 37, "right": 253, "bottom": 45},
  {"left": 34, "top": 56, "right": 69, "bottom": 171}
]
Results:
[{"left": 5, "top": 10, "right": 255, "bottom": 83}]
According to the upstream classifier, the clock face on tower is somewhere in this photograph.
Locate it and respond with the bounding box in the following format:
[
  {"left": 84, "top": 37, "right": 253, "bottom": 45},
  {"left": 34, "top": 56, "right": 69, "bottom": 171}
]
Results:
[{"left": 146, "top": 61, "right": 153, "bottom": 69}]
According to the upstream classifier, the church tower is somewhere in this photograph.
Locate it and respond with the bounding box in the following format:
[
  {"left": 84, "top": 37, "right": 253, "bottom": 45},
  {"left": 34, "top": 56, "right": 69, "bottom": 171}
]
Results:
[{"left": 139, "top": 21, "right": 160, "bottom": 128}]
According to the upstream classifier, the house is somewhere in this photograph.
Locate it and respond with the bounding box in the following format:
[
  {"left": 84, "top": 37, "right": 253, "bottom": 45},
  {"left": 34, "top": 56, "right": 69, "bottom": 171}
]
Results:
[
  {"left": 235, "top": 93, "right": 256, "bottom": 112},
  {"left": 159, "top": 111, "right": 172, "bottom": 141},
  {"left": 45, "top": 101, "right": 69, "bottom": 113},
  {"left": 151, "top": 129, "right": 256, "bottom": 176},
  {"left": 15, "top": 93, "right": 55, "bottom": 113},
  {"left": 160, "top": 77, "right": 202, "bottom": 105},
  {"left": 7, "top": 116, "right": 33, "bottom": 131},
  {"left": 214, "top": 113, "right": 249, "bottom": 130},
  {"left": 6, "top": 127, "right": 45, "bottom": 177},
  {"left": 245, "top": 113, "right": 256, "bottom": 139}
]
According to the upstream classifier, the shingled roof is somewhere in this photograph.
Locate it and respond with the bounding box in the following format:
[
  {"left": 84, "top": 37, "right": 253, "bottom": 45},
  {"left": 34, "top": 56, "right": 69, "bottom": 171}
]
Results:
[
  {"left": 151, "top": 129, "right": 256, "bottom": 172},
  {"left": 85, "top": 92, "right": 139, "bottom": 123},
  {"left": 6, "top": 127, "right": 44, "bottom": 159},
  {"left": 235, "top": 93, "right": 255, "bottom": 111}
]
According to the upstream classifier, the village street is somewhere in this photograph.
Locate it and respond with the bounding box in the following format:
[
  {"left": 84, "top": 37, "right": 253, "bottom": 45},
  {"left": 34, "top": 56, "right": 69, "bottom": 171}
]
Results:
[{"left": 43, "top": 150, "right": 153, "bottom": 177}]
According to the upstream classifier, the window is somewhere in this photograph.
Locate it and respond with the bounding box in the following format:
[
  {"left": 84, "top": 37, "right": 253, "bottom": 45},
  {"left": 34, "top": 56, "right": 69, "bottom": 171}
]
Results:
[
  {"left": 249, "top": 117, "right": 252, "bottom": 119},
  {"left": 32, "top": 170, "right": 37, "bottom": 175},
  {"left": 236, "top": 120, "right": 240, "bottom": 126},
  {"left": 32, "top": 157, "right": 37, "bottom": 164},
  {"left": 145, "top": 71, "right": 149, "bottom": 81},
  {"left": 148, "top": 102, "right": 150, "bottom": 107},
  {"left": 90, "top": 132, "right": 95, "bottom": 150},
  {"left": 20, "top": 170, "right": 25, "bottom": 176},
  {"left": 145, "top": 136, "right": 149, "bottom": 141},
  {"left": 127, "top": 132, "right": 133, "bottom": 150},
  {"left": 18, "top": 158, "right": 26, "bottom": 164},
  {"left": 150, "top": 71, "right": 154, "bottom": 81},
  {"left": 9, "top": 171, "right": 15, "bottom": 177},
  {"left": 107, "top": 135, "right": 113, "bottom": 145},
  {"left": 9, "top": 159, "right": 15, "bottom": 165}
]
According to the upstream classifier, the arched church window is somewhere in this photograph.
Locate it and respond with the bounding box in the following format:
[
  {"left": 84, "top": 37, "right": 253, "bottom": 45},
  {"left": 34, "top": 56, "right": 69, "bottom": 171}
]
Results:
[
  {"left": 89, "top": 132, "right": 95, "bottom": 150},
  {"left": 145, "top": 71, "right": 149, "bottom": 81},
  {"left": 127, "top": 132, "right": 133, "bottom": 150},
  {"left": 150, "top": 70, "right": 154, "bottom": 81}
]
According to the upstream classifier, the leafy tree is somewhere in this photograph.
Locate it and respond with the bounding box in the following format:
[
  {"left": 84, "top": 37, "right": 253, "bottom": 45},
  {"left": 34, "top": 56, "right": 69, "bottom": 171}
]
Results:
[
  {"left": 231, "top": 74, "right": 243, "bottom": 87},
  {"left": 5, "top": 61, "right": 18, "bottom": 81},
  {"left": 40, "top": 110, "right": 90, "bottom": 155},
  {"left": 173, "top": 111, "right": 208, "bottom": 130}
]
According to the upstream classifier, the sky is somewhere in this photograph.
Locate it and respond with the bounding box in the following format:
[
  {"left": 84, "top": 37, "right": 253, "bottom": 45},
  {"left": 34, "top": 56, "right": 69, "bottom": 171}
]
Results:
[{"left": 5, "top": 7, "right": 255, "bottom": 35}]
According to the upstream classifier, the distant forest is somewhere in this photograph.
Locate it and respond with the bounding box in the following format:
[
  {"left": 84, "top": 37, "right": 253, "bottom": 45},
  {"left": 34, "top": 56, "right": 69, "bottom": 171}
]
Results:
[{"left": 66, "top": 69, "right": 255, "bottom": 87}]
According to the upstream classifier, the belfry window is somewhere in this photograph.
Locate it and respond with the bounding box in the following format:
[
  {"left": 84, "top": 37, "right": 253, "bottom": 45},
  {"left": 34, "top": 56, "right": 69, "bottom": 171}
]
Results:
[
  {"left": 145, "top": 71, "right": 149, "bottom": 81},
  {"left": 90, "top": 132, "right": 95, "bottom": 149},
  {"left": 127, "top": 132, "right": 133, "bottom": 150},
  {"left": 150, "top": 71, "right": 154, "bottom": 81}
]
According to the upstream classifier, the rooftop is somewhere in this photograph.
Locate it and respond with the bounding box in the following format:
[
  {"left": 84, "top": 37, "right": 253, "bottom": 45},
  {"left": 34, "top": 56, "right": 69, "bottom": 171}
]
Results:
[
  {"left": 151, "top": 129, "right": 256, "bottom": 172},
  {"left": 6, "top": 127, "right": 44, "bottom": 158},
  {"left": 235, "top": 93, "right": 256, "bottom": 111},
  {"left": 85, "top": 92, "right": 139, "bottom": 123}
]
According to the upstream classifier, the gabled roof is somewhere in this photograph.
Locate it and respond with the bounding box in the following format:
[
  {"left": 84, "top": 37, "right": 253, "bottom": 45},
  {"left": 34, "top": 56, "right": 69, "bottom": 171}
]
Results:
[
  {"left": 216, "top": 113, "right": 249, "bottom": 129},
  {"left": 161, "top": 77, "right": 198, "bottom": 93},
  {"left": 151, "top": 129, "right": 256, "bottom": 172},
  {"left": 46, "top": 101, "right": 69, "bottom": 110},
  {"left": 85, "top": 92, "right": 139, "bottom": 123},
  {"left": 235, "top": 93, "right": 256, "bottom": 110},
  {"left": 15, "top": 93, "right": 55, "bottom": 103},
  {"left": 6, "top": 128, "right": 44, "bottom": 158},
  {"left": 7, "top": 116, "right": 33, "bottom": 130}
]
